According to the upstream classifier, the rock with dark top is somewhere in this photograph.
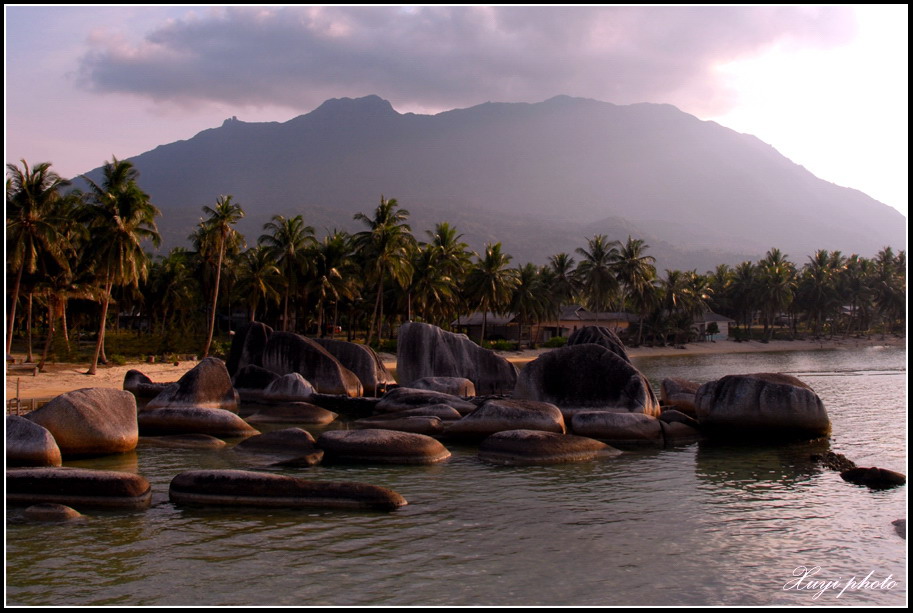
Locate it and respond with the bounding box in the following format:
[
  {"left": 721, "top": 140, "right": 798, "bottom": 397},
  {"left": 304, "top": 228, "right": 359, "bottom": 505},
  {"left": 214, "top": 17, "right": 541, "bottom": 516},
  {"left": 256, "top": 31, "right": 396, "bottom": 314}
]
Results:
[
  {"left": 7, "top": 467, "right": 152, "bottom": 510},
  {"left": 660, "top": 378, "right": 701, "bottom": 416},
  {"left": 374, "top": 404, "right": 463, "bottom": 421},
  {"left": 409, "top": 376, "right": 476, "bottom": 397},
  {"left": 6, "top": 415, "right": 62, "bottom": 467},
  {"left": 312, "top": 338, "right": 395, "bottom": 396},
  {"left": 232, "top": 364, "right": 280, "bottom": 401},
  {"left": 146, "top": 357, "right": 239, "bottom": 413},
  {"left": 138, "top": 434, "right": 228, "bottom": 449},
  {"left": 376, "top": 387, "right": 478, "bottom": 415},
  {"left": 138, "top": 406, "right": 259, "bottom": 438},
  {"left": 262, "top": 373, "right": 316, "bottom": 402},
  {"left": 840, "top": 467, "right": 906, "bottom": 489},
  {"left": 567, "top": 326, "right": 631, "bottom": 362},
  {"left": 24, "top": 503, "right": 83, "bottom": 522},
  {"left": 396, "top": 322, "right": 518, "bottom": 395},
  {"left": 570, "top": 411, "right": 664, "bottom": 446},
  {"left": 513, "top": 343, "right": 661, "bottom": 417},
  {"left": 233, "top": 428, "right": 323, "bottom": 465},
  {"left": 478, "top": 429, "right": 622, "bottom": 465},
  {"left": 226, "top": 321, "right": 273, "bottom": 376},
  {"left": 658, "top": 420, "right": 703, "bottom": 445},
  {"left": 445, "top": 398, "right": 566, "bottom": 439},
  {"left": 244, "top": 402, "right": 337, "bottom": 425},
  {"left": 26, "top": 388, "right": 138, "bottom": 457},
  {"left": 123, "top": 369, "right": 173, "bottom": 398},
  {"left": 317, "top": 429, "right": 451, "bottom": 465},
  {"left": 261, "top": 332, "right": 363, "bottom": 397},
  {"left": 811, "top": 451, "right": 857, "bottom": 472},
  {"left": 169, "top": 469, "right": 407, "bottom": 511},
  {"left": 353, "top": 415, "right": 445, "bottom": 435},
  {"left": 695, "top": 373, "right": 830, "bottom": 439},
  {"left": 659, "top": 408, "right": 701, "bottom": 428}
]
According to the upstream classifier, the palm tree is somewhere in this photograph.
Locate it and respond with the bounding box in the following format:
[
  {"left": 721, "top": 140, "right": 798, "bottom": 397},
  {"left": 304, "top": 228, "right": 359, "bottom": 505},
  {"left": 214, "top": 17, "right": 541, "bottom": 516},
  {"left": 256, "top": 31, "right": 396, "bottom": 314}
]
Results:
[
  {"left": 464, "top": 242, "right": 519, "bottom": 343},
  {"left": 258, "top": 214, "right": 315, "bottom": 331},
  {"left": 424, "top": 222, "right": 472, "bottom": 326},
  {"left": 756, "top": 248, "right": 796, "bottom": 340},
  {"left": 509, "top": 262, "right": 548, "bottom": 349},
  {"left": 729, "top": 260, "right": 757, "bottom": 338},
  {"left": 237, "top": 246, "right": 283, "bottom": 323},
  {"left": 353, "top": 196, "right": 415, "bottom": 345},
  {"left": 307, "top": 231, "right": 359, "bottom": 336},
  {"left": 409, "top": 243, "right": 457, "bottom": 327},
  {"left": 199, "top": 195, "right": 245, "bottom": 357},
  {"left": 575, "top": 234, "right": 620, "bottom": 319},
  {"left": 612, "top": 236, "right": 657, "bottom": 345},
  {"left": 80, "top": 157, "right": 161, "bottom": 374},
  {"left": 6, "top": 160, "right": 72, "bottom": 357}
]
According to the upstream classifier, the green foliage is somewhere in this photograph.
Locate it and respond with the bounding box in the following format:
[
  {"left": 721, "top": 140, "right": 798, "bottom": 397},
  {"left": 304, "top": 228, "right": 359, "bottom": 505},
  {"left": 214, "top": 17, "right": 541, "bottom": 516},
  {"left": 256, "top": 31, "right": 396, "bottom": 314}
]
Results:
[
  {"left": 370, "top": 338, "right": 399, "bottom": 354},
  {"left": 108, "top": 354, "right": 128, "bottom": 366},
  {"left": 483, "top": 339, "right": 516, "bottom": 351},
  {"left": 543, "top": 336, "right": 568, "bottom": 348}
]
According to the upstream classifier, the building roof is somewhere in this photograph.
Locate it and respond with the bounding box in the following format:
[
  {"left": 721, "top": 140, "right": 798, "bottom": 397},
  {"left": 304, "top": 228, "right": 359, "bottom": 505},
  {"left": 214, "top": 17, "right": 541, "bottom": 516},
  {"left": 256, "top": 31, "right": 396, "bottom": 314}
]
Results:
[
  {"left": 452, "top": 311, "right": 517, "bottom": 326},
  {"left": 693, "top": 311, "right": 735, "bottom": 324}
]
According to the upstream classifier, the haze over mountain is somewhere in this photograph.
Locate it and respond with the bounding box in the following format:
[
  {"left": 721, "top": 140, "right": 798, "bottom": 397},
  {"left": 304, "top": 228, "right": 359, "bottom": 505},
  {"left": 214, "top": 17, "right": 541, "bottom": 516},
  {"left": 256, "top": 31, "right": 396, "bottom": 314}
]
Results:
[{"left": 78, "top": 95, "right": 905, "bottom": 272}]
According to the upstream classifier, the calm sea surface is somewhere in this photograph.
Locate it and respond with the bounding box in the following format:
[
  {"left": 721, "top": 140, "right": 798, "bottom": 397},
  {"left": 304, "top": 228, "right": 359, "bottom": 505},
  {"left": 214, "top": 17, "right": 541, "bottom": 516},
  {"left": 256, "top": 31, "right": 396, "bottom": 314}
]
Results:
[{"left": 6, "top": 346, "right": 907, "bottom": 606}]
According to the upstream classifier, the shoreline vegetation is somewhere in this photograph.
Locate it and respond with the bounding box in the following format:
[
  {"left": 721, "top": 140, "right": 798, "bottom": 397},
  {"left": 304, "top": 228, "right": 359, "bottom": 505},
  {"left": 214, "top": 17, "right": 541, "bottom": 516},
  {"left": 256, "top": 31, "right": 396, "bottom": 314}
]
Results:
[{"left": 6, "top": 335, "right": 904, "bottom": 402}]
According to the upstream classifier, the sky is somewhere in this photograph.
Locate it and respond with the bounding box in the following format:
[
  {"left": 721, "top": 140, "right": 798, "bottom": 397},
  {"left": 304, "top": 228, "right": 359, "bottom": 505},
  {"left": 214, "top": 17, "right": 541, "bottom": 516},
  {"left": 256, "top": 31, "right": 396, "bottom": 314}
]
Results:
[{"left": 4, "top": 5, "right": 908, "bottom": 217}]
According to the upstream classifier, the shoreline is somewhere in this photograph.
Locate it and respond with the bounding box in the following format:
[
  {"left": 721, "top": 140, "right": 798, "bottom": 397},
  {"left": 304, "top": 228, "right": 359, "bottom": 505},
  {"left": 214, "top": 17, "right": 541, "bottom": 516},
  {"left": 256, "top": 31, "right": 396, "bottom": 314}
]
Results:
[{"left": 5, "top": 336, "right": 905, "bottom": 402}]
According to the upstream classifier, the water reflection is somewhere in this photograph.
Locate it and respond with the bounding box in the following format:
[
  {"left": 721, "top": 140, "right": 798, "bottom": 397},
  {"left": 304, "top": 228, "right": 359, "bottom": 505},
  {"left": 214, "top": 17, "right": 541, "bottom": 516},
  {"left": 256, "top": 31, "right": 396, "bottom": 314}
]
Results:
[{"left": 694, "top": 438, "right": 830, "bottom": 489}]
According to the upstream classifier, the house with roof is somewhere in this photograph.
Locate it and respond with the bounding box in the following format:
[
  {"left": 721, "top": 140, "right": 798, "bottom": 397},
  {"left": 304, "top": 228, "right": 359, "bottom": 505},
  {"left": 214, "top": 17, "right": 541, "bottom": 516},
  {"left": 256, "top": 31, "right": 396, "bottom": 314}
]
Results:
[
  {"left": 691, "top": 311, "right": 736, "bottom": 341},
  {"left": 452, "top": 305, "right": 639, "bottom": 343}
]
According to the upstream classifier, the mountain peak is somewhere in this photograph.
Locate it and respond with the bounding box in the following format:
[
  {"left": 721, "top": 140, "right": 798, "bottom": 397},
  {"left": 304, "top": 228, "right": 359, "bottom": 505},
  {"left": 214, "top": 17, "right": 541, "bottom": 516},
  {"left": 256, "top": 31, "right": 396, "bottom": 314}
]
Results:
[{"left": 309, "top": 95, "right": 398, "bottom": 118}]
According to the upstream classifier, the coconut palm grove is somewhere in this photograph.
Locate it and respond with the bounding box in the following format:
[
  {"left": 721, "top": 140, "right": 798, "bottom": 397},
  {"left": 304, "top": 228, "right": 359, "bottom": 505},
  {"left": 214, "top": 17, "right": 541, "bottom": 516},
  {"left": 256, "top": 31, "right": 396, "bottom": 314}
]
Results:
[{"left": 6, "top": 157, "right": 907, "bottom": 373}]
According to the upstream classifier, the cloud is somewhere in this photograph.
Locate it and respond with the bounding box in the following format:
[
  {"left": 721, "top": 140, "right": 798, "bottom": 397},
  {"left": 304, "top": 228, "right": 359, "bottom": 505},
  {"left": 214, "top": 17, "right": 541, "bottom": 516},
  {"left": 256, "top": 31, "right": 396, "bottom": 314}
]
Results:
[{"left": 78, "top": 6, "right": 856, "bottom": 116}]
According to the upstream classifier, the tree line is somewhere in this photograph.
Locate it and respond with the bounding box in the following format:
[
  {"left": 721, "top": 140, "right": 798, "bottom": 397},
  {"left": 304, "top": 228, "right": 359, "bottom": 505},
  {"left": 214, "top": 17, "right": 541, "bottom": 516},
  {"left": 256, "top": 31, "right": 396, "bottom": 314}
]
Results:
[{"left": 6, "top": 158, "right": 907, "bottom": 373}]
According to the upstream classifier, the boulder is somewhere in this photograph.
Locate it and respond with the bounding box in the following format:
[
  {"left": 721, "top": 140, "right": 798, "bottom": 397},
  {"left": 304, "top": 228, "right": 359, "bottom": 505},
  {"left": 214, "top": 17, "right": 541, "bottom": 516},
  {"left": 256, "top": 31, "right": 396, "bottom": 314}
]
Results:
[
  {"left": 811, "top": 451, "right": 857, "bottom": 472},
  {"left": 261, "top": 332, "right": 363, "bottom": 397},
  {"left": 478, "top": 429, "right": 622, "bottom": 465},
  {"left": 123, "top": 369, "right": 172, "bottom": 398},
  {"left": 445, "top": 398, "right": 566, "bottom": 439},
  {"left": 145, "top": 358, "right": 239, "bottom": 413},
  {"left": 317, "top": 429, "right": 451, "bottom": 465},
  {"left": 137, "top": 406, "right": 259, "bottom": 438},
  {"left": 840, "top": 467, "right": 906, "bottom": 489},
  {"left": 26, "top": 388, "right": 138, "bottom": 457},
  {"left": 567, "top": 326, "right": 631, "bottom": 362},
  {"left": 376, "top": 387, "right": 477, "bottom": 415},
  {"left": 232, "top": 364, "right": 280, "bottom": 401},
  {"left": 312, "top": 338, "right": 395, "bottom": 395},
  {"left": 396, "top": 322, "right": 518, "bottom": 394},
  {"left": 244, "top": 402, "right": 337, "bottom": 425},
  {"left": 409, "top": 376, "right": 476, "bottom": 397},
  {"left": 169, "top": 469, "right": 407, "bottom": 511},
  {"left": 138, "top": 434, "right": 228, "bottom": 449},
  {"left": 225, "top": 320, "right": 273, "bottom": 376},
  {"left": 24, "top": 503, "right": 83, "bottom": 522},
  {"left": 660, "top": 378, "right": 701, "bottom": 416},
  {"left": 373, "top": 404, "right": 463, "bottom": 421},
  {"left": 262, "top": 373, "right": 316, "bottom": 402},
  {"left": 659, "top": 408, "right": 701, "bottom": 428},
  {"left": 694, "top": 373, "right": 830, "bottom": 439},
  {"left": 659, "top": 420, "right": 703, "bottom": 445},
  {"left": 7, "top": 467, "right": 152, "bottom": 510},
  {"left": 353, "top": 415, "right": 445, "bottom": 435},
  {"left": 570, "top": 411, "right": 664, "bottom": 446},
  {"left": 6, "top": 415, "right": 62, "bottom": 466},
  {"left": 233, "top": 428, "right": 323, "bottom": 465},
  {"left": 513, "top": 343, "right": 661, "bottom": 417}
]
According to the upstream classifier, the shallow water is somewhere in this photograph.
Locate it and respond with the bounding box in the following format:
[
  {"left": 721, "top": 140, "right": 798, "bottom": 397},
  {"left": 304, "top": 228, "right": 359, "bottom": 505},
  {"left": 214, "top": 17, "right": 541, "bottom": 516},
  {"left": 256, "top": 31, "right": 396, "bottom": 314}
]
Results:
[{"left": 6, "top": 346, "right": 907, "bottom": 606}]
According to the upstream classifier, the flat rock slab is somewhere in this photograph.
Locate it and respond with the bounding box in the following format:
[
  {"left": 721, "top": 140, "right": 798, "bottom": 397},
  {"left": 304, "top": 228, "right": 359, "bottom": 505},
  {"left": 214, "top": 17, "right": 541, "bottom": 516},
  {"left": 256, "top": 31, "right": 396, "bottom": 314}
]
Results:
[
  {"left": 244, "top": 402, "right": 337, "bottom": 425},
  {"left": 409, "top": 377, "right": 476, "bottom": 397},
  {"left": 7, "top": 467, "right": 152, "bottom": 510},
  {"left": 376, "top": 387, "right": 477, "bottom": 415},
  {"left": 138, "top": 434, "right": 228, "bottom": 449},
  {"left": 445, "top": 398, "right": 566, "bottom": 439},
  {"left": 478, "top": 429, "right": 622, "bottom": 465},
  {"left": 372, "top": 404, "right": 463, "bottom": 421},
  {"left": 353, "top": 415, "right": 445, "bottom": 435},
  {"left": 317, "top": 429, "right": 451, "bottom": 465},
  {"left": 234, "top": 428, "right": 320, "bottom": 455},
  {"left": 138, "top": 406, "right": 260, "bottom": 438},
  {"left": 7, "top": 415, "right": 62, "bottom": 467},
  {"left": 570, "top": 411, "right": 664, "bottom": 446},
  {"left": 169, "top": 469, "right": 406, "bottom": 511}
]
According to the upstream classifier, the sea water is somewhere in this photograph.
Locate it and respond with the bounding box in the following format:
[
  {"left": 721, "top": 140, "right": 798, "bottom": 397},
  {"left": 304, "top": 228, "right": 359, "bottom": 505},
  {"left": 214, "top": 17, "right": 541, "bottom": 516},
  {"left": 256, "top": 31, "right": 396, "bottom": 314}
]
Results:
[{"left": 5, "top": 346, "right": 906, "bottom": 606}]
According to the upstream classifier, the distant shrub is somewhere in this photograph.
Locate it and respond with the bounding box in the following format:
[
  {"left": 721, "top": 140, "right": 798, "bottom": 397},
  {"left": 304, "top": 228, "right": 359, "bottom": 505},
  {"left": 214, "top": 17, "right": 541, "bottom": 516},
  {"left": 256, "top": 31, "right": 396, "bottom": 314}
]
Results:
[
  {"left": 371, "top": 339, "right": 398, "bottom": 354},
  {"left": 543, "top": 336, "right": 567, "bottom": 348},
  {"left": 108, "top": 354, "right": 128, "bottom": 366}
]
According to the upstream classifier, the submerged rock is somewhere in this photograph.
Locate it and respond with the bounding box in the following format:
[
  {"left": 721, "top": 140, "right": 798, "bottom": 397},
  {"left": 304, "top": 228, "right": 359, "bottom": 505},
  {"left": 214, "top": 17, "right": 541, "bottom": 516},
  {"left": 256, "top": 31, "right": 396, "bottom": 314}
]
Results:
[
  {"left": 478, "top": 429, "right": 621, "bottom": 465},
  {"left": 138, "top": 434, "right": 228, "bottom": 449},
  {"left": 570, "top": 411, "right": 664, "bottom": 446},
  {"left": 7, "top": 467, "right": 152, "bottom": 510},
  {"left": 840, "top": 467, "right": 906, "bottom": 489},
  {"left": 24, "top": 503, "right": 83, "bottom": 522},
  {"left": 353, "top": 415, "right": 445, "bottom": 435},
  {"left": 317, "top": 429, "right": 451, "bottom": 465},
  {"left": 138, "top": 406, "right": 259, "bottom": 438},
  {"left": 233, "top": 428, "right": 324, "bottom": 465}
]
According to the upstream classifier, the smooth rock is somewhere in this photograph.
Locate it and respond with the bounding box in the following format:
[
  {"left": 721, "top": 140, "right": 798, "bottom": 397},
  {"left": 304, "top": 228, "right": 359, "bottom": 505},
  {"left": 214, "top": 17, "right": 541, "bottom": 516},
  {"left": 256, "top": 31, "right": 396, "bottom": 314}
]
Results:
[
  {"left": 24, "top": 503, "right": 83, "bottom": 521},
  {"left": 262, "top": 373, "right": 316, "bottom": 402},
  {"left": 7, "top": 467, "right": 152, "bottom": 509},
  {"left": 226, "top": 321, "right": 273, "bottom": 377},
  {"left": 409, "top": 376, "right": 476, "bottom": 397},
  {"left": 244, "top": 402, "right": 337, "bottom": 425},
  {"left": 353, "top": 415, "right": 445, "bottom": 435},
  {"left": 372, "top": 404, "right": 463, "bottom": 421},
  {"left": 660, "top": 378, "right": 701, "bottom": 417},
  {"left": 26, "top": 388, "right": 138, "bottom": 457},
  {"left": 376, "top": 387, "right": 477, "bottom": 415},
  {"left": 478, "top": 429, "right": 621, "bottom": 465},
  {"left": 232, "top": 364, "right": 280, "bottom": 401},
  {"left": 445, "top": 398, "right": 566, "bottom": 439},
  {"left": 840, "top": 467, "right": 906, "bottom": 489},
  {"left": 312, "top": 338, "right": 395, "bottom": 396},
  {"left": 261, "top": 332, "right": 363, "bottom": 397},
  {"left": 123, "top": 369, "right": 173, "bottom": 398},
  {"left": 138, "top": 406, "right": 259, "bottom": 438},
  {"left": 317, "top": 429, "right": 451, "bottom": 464},
  {"left": 659, "top": 420, "right": 703, "bottom": 445},
  {"left": 138, "top": 434, "right": 228, "bottom": 449},
  {"left": 146, "top": 357, "right": 239, "bottom": 413},
  {"left": 169, "top": 469, "right": 406, "bottom": 511},
  {"left": 6, "top": 415, "right": 62, "bottom": 466},
  {"left": 570, "top": 411, "right": 664, "bottom": 446},
  {"left": 567, "top": 326, "right": 631, "bottom": 362}
]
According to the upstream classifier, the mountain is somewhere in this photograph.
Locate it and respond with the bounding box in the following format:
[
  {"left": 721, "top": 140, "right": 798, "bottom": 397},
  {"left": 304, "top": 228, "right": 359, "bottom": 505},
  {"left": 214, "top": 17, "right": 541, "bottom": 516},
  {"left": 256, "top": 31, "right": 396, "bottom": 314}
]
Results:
[{"left": 78, "top": 95, "right": 906, "bottom": 272}]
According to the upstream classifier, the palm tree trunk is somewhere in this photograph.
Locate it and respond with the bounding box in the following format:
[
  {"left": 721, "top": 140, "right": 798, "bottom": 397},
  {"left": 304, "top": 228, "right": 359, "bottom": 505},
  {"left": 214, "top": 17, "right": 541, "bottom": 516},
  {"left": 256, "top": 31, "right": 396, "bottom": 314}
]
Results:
[
  {"left": 203, "top": 242, "right": 225, "bottom": 357},
  {"left": 282, "top": 290, "right": 289, "bottom": 332},
  {"left": 38, "top": 298, "right": 55, "bottom": 373},
  {"left": 366, "top": 280, "right": 383, "bottom": 347},
  {"left": 61, "top": 298, "right": 71, "bottom": 353},
  {"left": 26, "top": 293, "right": 34, "bottom": 363},
  {"left": 87, "top": 279, "right": 113, "bottom": 375},
  {"left": 6, "top": 264, "right": 24, "bottom": 356}
]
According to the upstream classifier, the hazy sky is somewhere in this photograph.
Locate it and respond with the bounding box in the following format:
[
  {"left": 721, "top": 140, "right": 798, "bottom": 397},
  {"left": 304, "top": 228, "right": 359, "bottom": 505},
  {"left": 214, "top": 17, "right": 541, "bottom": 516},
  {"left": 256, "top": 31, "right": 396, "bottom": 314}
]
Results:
[{"left": 4, "top": 5, "right": 908, "bottom": 216}]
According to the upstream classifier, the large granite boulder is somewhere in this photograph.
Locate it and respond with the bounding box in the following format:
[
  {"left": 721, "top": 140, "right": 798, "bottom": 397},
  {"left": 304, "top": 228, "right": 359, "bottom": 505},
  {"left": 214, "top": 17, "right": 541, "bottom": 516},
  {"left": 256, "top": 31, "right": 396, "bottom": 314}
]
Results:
[
  {"left": 226, "top": 320, "right": 273, "bottom": 377},
  {"left": 513, "top": 343, "right": 661, "bottom": 417},
  {"left": 445, "top": 398, "right": 566, "bottom": 439},
  {"left": 26, "top": 388, "right": 138, "bottom": 457},
  {"left": 376, "top": 387, "right": 477, "bottom": 415},
  {"left": 478, "top": 430, "right": 622, "bottom": 465},
  {"left": 138, "top": 406, "right": 259, "bottom": 438},
  {"left": 261, "top": 332, "right": 363, "bottom": 397},
  {"left": 169, "top": 469, "right": 407, "bottom": 511},
  {"left": 317, "top": 429, "right": 451, "bottom": 465},
  {"left": 6, "top": 415, "right": 62, "bottom": 467},
  {"left": 312, "top": 338, "right": 395, "bottom": 395},
  {"left": 694, "top": 373, "right": 830, "bottom": 439},
  {"left": 7, "top": 467, "right": 152, "bottom": 509},
  {"left": 570, "top": 411, "right": 664, "bottom": 446},
  {"left": 396, "top": 322, "right": 518, "bottom": 395},
  {"left": 232, "top": 364, "right": 280, "bottom": 401},
  {"left": 244, "top": 402, "right": 337, "bottom": 425},
  {"left": 145, "top": 358, "right": 239, "bottom": 412},
  {"left": 567, "top": 326, "right": 631, "bottom": 362},
  {"left": 660, "top": 378, "right": 701, "bottom": 416},
  {"left": 262, "top": 373, "right": 316, "bottom": 402},
  {"left": 123, "top": 369, "right": 172, "bottom": 399},
  {"left": 409, "top": 376, "right": 476, "bottom": 397}
]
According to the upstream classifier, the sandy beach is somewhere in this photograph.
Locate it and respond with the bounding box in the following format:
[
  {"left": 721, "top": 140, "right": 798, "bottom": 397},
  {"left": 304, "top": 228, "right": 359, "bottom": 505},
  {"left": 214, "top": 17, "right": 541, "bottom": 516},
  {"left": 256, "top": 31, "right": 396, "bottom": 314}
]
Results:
[{"left": 5, "top": 336, "right": 905, "bottom": 402}]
